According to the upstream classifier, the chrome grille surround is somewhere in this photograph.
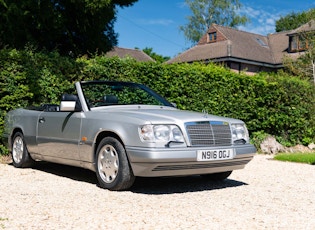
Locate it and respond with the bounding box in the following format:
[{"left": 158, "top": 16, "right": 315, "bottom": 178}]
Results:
[{"left": 185, "top": 121, "right": 232, "bottom": 146}]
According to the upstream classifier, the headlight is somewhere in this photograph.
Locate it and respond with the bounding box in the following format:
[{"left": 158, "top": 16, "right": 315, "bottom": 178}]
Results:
[
  {"left": 231, "top": 124, "right": 249, "bottom": 143},
  {"left": 139, "top": 124, "right": 185, "bottom": 143}
]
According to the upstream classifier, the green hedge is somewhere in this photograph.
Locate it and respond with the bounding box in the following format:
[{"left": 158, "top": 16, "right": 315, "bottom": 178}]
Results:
[{"left": 1, "top": 49, "right": 314, "bottom": 155}]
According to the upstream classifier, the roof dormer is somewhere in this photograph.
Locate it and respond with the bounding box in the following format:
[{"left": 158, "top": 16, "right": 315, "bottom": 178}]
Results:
[
  {"left": 287, "top": 20, "right": 315, "bottom": 53},
  {"left": 198, "top": 24, "right": 227, "bottom": 45}
]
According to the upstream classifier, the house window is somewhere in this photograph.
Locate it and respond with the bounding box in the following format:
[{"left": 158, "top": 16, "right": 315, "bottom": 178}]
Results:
[
  {"left": 299, "top": 36, "right": 308, "bottom": 50},
  {"left": 256, "top": 38, "right": 268, "bottom": 47},
  {"left": 208, "top": 32, "right": 217, "bottom": 42},
  {"left": 289, "top": 35, "right": 308, "bottom": 52}
]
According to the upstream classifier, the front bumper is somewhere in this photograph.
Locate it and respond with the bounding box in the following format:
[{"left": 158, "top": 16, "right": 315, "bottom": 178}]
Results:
[{"left": 126, "top": 144, "right": 256, "bottom": 177}]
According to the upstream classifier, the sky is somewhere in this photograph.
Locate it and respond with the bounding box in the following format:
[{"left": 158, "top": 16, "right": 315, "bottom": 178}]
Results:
[{"left": 115, "top": 0, "right": 315, "bottom": 58}]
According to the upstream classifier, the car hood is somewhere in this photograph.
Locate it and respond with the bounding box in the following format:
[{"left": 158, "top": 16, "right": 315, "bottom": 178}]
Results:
[{"left": 91, "top": 105, "right": 243, "bottom": 124}]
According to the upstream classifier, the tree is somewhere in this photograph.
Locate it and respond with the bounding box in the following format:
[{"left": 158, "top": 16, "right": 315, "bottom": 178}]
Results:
[
  {"left": 141, "top": 47, "right": 170, "bottom": 63},
  {"left": 0, "top": 0, "right": 137, "bottom": 56},
  {"left": 179, "top": 0, "right": 249, "bottom": 44},
  {"left": 276, "top": 8, "right": 315, "bottom": 32}
]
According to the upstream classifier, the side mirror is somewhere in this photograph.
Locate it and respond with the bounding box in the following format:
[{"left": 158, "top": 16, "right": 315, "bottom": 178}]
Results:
[{"left": 60, "top": 94, "right": 82, "bottom": 112}]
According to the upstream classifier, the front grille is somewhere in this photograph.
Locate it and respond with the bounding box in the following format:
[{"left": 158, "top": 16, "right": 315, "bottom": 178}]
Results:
[{"left": 185, "top": 121, "right": 232, "bottom": 146}]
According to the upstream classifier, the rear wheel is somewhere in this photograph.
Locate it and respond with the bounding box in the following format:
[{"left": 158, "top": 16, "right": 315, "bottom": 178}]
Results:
[
  {"left": 96, "top": 137, "right": 135, "bottom": 191},
  {"left": 202, "top": 171, "right": 232, "bottom": 181},
  {"left": 11, "top": 132, "right": 34, "bottom": 168}
]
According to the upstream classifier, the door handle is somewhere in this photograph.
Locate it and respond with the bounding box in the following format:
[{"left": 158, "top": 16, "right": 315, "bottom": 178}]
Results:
[{"left": 39, "top": 117, "right": 45, "bottom": 123}]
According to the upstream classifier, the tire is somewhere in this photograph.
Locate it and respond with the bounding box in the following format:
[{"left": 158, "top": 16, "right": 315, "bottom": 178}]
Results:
[
  {"left": 95, "top": 137, "right": 135, "bottom": 191},
  {"left": 202, "top": 171, "right": 232, "bottom": 181},
  {"left": 11, "top": 132, "right": 34, "bottom": 168}
]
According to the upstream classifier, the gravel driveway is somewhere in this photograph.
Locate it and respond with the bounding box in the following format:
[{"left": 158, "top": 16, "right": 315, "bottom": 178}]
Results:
[{"left": 0, "top": 154, "right": 314, "bottom": 230}]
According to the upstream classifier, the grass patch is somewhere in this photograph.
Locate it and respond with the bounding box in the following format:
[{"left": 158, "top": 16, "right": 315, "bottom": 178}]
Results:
[{"left": 274, "top": 152, "right": 315, "bottom": 165}]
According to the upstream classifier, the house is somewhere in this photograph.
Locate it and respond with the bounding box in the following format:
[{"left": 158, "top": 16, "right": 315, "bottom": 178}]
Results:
[
  {"left": 167, "top": 20, "right": 315, "bottom": 75},
  {"left": 105, "top": 47, "right": 154, "bottom": 62}
]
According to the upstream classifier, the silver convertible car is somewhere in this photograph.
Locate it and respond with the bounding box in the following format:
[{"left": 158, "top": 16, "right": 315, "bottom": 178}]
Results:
[{"left": 3, "top": 81, "right": 256, "bottom": 190}]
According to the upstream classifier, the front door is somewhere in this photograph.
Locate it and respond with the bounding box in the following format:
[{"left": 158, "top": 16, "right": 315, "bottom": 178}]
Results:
[{"left": 37, "top": 111, "right": 82, "bottom": 160}]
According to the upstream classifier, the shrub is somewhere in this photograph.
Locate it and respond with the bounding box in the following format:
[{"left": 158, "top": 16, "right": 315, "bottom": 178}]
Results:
[
  {"left": 251, "top": 131, "right": 270, "bottom": 150},
  {"left": 0, "top": 50, "right": 314, "bottom": 155}
]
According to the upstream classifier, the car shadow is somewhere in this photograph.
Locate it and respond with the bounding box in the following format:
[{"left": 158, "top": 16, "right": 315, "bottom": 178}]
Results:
[
  {"left": 30, "top": 161, "right": 98, "bottom": 184},
  {"left": 9, "top": 162, "right": 248, "bottom": 194},
  {"left": 131, "top": 176, "right": 247, "bottom": 194}
]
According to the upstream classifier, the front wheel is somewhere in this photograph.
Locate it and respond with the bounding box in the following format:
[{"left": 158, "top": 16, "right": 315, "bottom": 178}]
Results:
[
  {"left": 201, "top": 171, "right": 232, "bottom": 181},
  {"left": 96, "top": 137, "right": 135, "bottom": 191},
  {"left": 11, "top": 132, "right": 34, "bottom": 168}
]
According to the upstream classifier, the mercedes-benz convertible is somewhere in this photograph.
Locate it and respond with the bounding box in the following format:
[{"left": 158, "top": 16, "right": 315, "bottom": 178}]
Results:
[{"left": 3, "top": 81, "right": 256, "bottom": 190}]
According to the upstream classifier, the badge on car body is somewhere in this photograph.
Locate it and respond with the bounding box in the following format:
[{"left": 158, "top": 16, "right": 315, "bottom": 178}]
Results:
[{"left": 202, "top": 109, "right": 208, "bottom": 118}]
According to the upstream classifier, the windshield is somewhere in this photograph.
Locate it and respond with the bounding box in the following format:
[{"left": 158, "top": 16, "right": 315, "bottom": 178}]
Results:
[{"left": 80, "top": 81, "right": 174, "bottom": 108}]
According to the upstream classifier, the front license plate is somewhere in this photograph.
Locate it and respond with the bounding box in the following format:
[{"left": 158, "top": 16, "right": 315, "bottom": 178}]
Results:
[{"left": 197, "top": 149, "right": 234, "bottom": 161}]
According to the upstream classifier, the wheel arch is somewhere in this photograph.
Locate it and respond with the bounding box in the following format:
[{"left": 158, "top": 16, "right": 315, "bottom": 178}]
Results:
[
  {"left": 9, "top": 127, "right": 24, "bottom": 150},
  {"left": 93, "top": 131, "right": 126, "bottom": 162}
]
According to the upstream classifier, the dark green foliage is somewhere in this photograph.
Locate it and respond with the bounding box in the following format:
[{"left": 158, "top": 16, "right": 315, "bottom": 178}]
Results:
[
  {"left": 276, "top": 8, "right": 315, "bottom": 32},
  {"left": 0, "top": 0, "right": 138, "bottom": 56},
  {"left": 1, "top": 50, "right": 314, "bottom": 155},
  {"left": 142, "top": 47, "right": 170, "bottom": 63},
  {"left": 0, "top": 48, "right": 81, "bottom": 154}
]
